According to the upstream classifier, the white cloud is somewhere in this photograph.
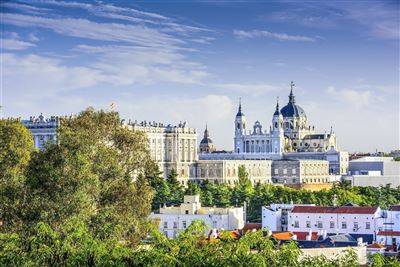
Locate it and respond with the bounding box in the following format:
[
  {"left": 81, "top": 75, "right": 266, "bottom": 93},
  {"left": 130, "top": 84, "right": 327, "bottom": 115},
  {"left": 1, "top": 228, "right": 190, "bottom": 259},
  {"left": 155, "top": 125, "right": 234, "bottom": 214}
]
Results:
[
  {"left": 1, "top": 2, "right": 51, "bottom": 15},
  {"left": 266, "top": 2, "right": 399, "bottom": 40},
  {"left": 16, "top": 0, "right": 212, "bottom": 35},
  {"left": 233, "top": 29, "right": 316, "bottom": 42},
  {"left": 2, "top": 13, "right": 184, "bottom": 49},
  {"left": 1, "top": 38, "right": 36, "bottom": 50},
  {"left": 28, "top": 33, "right": 40, "bottom": 42},
  {"left": 2, "top": 53, "right": 106, "bottom": 97},
  {"left": 74, "top": 44, "right": 209, "bottom": 85},
  {"left": 325, "top": 86, "right": 372, "bottom": 109}
]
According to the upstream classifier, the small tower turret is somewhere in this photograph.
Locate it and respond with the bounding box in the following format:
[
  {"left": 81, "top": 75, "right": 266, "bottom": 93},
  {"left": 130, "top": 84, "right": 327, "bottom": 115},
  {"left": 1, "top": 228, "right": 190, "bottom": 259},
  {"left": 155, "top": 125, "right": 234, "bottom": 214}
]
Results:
[
  {"left": 234, "top": 98, "right": 246, "bottom": 153},
  {"left": 271, "top": 97, "right": 284, "bottom": 155},
  {"left": 199, "top": 124, "right": 216, "bottom": 153}
]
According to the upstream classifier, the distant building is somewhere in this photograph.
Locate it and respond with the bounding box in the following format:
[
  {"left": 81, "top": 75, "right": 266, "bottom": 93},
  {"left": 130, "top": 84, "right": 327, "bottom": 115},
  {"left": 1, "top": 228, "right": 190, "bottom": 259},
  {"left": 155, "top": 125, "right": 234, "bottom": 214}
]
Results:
[
  {"left": 342, "top": 157, "right": 400, "bottom": 188},
  {"left": 376, "top": 205, "right": 400, "bottom": 247},
  {"left": 271, "top": 159, "right": 329, "bottom": 184},
  {"left": 287, "top": 205, "right": 383, "bottom": 244},
  {"left": 21, "top": 113, "right": 59, "bottom": 150},
  {"left": 193, "top": 160, "right": 272, "bottom": 186},
  {"left": 200, "top": 83, "right": 349, "bottom": 177},
  {"left": 125, "top": 120, "right": 198, "bottom": 185},
  {"left": 199, "top": 125, "right": 216, "bottom": 153},
  {"left": 233, "top": 83, "right": 338, "bottom": 155},
  {"left": 263, "top": 203, "right": 389, "bottom": 244},
  {"left": 149, "top": 195, "right": 244, "bottom": 239},
  {"left": 262, "top": 203, "right": 316, "bottom": 231}
]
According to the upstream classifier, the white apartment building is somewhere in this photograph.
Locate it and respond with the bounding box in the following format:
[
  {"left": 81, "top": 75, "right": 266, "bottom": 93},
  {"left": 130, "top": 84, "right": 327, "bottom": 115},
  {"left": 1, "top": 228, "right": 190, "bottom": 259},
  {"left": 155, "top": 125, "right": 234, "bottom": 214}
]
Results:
[
  {"left": 149, "top": 195, "right": 244, "bottom": 239},
  {"left": 262, "top": 203, "right": 316, "bottom": 231},
  {"left": 287, "top": 205, "right": 383, "bottom": 243},
  {"left": 376, "top": 205, "right": 400, "bottom": 246}
]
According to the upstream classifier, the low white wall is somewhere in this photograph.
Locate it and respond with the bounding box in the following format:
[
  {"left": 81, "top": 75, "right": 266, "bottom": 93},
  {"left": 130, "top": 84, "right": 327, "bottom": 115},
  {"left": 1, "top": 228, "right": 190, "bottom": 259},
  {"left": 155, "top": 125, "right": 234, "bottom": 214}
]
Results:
[{"left": 300, "top": 246, "right": 367, "bottom": 265}]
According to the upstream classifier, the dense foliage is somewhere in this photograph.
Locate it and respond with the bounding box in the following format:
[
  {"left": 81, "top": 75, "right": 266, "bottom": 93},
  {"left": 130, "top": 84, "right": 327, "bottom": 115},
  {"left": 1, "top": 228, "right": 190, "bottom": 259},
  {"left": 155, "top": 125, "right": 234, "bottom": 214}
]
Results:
[
  {"left": 150, "top": 166, "right": 400, "bottom": 222},
  {"left": 1, "top": 110, "right": 399, "bottom": 266},
  {"left": 0, "top": 109, "right": 157, "bottom": 265}
]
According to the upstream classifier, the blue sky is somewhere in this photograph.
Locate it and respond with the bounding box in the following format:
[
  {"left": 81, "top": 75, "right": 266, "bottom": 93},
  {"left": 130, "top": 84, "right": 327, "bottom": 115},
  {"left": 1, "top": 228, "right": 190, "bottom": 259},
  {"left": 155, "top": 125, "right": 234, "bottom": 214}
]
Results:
[{"left": 1, "top": 0, "right": 399, "bottom": 152}]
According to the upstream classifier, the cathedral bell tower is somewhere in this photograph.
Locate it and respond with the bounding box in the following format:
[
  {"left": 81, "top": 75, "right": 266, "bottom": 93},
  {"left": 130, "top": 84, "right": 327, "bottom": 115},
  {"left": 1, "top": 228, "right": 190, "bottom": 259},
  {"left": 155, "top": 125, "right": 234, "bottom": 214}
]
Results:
[
  {"left": 234, "top": 99, "right": 246, "bottom": 153},
  {"left": 271, "top": 98, "right": 284, "bottom": 155}
]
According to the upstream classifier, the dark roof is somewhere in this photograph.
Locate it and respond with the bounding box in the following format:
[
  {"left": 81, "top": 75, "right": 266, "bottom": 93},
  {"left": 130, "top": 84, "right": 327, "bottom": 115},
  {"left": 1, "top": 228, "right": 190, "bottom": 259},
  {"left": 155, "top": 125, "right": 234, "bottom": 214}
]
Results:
[
  {"left": 291, "top": 206, "right": 378, "bottom": 214},
  {"left": 343, "top": 203, "right": 359, "bottom": 207},
  {"left": 303, "top": 134, "right": 328, "bottom": 140},
  {"left": 389, "top": 205, "right": 400, "bottom": 211},
  {"left": 280, "top": 102, "right": 306, "bottom": 118},
  {"left": 236, "top": 103, "right": 244, "bottom": 117},
  {"left": 200, "top": 137, "right": 213, "bottom": 144},
  {"left": 328, "top": 234, "right": 356, "bottom": 242}
]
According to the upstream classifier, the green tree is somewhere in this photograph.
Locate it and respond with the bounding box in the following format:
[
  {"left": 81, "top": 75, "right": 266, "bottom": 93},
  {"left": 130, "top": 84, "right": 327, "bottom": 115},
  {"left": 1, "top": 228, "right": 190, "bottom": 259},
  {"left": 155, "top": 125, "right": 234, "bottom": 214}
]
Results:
[
  {"left": 166, "top": 169, "right": 184, "bottom": 205},
  {"left": 0, "top": 119, "right": 34, "bottom": 232},
  {"left": 23, "top": 108, "right": 154, "bottom": 247},
  {"left": 232, "top": 165, "right": 254, "bottom": 208},
  {"left": 0, "top": 119, "right": 33, "bottom": 176},
  {"left": 148, "top": 170, "right": 171, "bottom": 211}
]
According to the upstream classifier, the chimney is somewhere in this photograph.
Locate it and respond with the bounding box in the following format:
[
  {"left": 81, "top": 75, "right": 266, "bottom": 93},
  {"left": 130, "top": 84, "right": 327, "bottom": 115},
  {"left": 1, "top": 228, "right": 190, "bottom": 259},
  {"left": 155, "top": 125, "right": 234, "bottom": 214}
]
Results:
[{"left": 322, "top": 230, "right": 327, "bottom": 239}]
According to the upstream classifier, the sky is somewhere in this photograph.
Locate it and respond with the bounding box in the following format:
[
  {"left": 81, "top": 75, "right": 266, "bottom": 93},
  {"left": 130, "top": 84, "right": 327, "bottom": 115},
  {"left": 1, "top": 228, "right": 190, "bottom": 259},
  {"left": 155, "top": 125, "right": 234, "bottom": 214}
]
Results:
[{"left": 1, "top": 0, "right": 399, "bottom": 153}]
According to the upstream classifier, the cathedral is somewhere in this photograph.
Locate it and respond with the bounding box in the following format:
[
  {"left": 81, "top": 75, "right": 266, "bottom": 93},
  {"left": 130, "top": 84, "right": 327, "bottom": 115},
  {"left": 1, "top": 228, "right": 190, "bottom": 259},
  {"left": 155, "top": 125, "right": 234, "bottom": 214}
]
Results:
[{"left": 233, "top": 82, "right": 337, "bottom": 155}]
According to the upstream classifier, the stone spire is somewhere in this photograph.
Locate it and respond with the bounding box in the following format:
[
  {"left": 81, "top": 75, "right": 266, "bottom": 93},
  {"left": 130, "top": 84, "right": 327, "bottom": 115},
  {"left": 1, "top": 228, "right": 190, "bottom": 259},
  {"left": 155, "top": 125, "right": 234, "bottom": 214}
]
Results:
[
  {"left": 289, "top": 81, "right": 296, "bottom": 103},
  {"left": 236, "top": 97, "right": 244, "bottom": 116},
  {"left": 274, "top": 97, "right": 281, "bottom": 116},
  {"left": 204, "top": 123, "right": 209, "bottom": 138}
]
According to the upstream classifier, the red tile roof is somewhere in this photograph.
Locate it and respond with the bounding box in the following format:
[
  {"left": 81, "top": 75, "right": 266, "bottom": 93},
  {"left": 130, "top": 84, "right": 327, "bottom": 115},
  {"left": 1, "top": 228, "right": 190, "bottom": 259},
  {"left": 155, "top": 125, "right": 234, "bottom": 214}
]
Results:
[
  {"left": 291, "top": 206, "right": 378, "bottom": 214},
  {"left": 293, "top": 231, "right": 319, "bottom": 241},
  {"left": 367, "top": 243, "right": 385, "bottom": 249},
  {"left": 377, "top": 231, "right": 400, "bottom": 236},
  {"left": 272, "top": 232, "right": 294, "bottom": 241},
  {"left": 242, "top": 223, "right": 262, "bottom": 232}
]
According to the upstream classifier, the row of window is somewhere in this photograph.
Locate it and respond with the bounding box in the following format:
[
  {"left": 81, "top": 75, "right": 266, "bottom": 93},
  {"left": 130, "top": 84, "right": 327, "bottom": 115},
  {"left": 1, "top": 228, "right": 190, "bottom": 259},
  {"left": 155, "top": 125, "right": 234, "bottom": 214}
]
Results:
[
  {"left": 163, "top": 221, "right": 187, "bottom": 229},
  {"left": 293, "top": 220, "right": 371, "bottom": 230}
]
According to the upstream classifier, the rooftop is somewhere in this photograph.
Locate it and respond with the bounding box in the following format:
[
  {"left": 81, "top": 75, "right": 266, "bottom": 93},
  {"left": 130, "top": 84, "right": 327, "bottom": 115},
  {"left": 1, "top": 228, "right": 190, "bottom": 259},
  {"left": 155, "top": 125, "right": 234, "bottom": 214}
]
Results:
[{"left": 291, "top": 206, "right": 379, "bottom": 214}]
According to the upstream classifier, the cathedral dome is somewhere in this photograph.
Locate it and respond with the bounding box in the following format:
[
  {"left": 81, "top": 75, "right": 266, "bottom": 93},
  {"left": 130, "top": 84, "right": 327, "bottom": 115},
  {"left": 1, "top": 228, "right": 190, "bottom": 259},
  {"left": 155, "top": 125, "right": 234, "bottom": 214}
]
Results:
[
  {"left": 280, "top": 83, "right": 306, "bottom": 118},
  {"left": 280, "top": 102, "right": 306, "bottom": 118},
  {"left": 200, "top": 137, "right": 213, "bottom": 144},
  {"left": 199, "top": 125, "right": 216, "bottom": 153}
]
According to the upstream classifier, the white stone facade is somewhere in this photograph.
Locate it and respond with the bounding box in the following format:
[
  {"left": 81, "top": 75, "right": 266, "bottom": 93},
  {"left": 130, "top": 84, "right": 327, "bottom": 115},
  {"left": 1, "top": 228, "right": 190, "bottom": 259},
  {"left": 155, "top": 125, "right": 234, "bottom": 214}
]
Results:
[
  {"left": 233, "top": 85, "right": 337, "bottom": 156},
  {"left": 149, "top": 195, "right": 244, "bottom": 239},
  {"left": 271, "top": 160, "right": 330, "bottom": 184},
  {"left": 125, "top": 120, "right": 198, "bottom": 184},
  {"left": 22, "top": 114, "right": 58, "bottom": 150},
  {"left": 193, "top": 160, "right": 272, "bottom": 185}
]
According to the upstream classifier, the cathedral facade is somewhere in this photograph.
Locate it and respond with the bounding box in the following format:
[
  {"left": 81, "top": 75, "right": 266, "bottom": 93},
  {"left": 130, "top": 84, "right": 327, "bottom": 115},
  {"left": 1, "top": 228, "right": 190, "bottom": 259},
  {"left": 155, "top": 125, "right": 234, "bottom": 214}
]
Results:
[{"left": 234, "top": 82, "right": 337, "bottom": 155}]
